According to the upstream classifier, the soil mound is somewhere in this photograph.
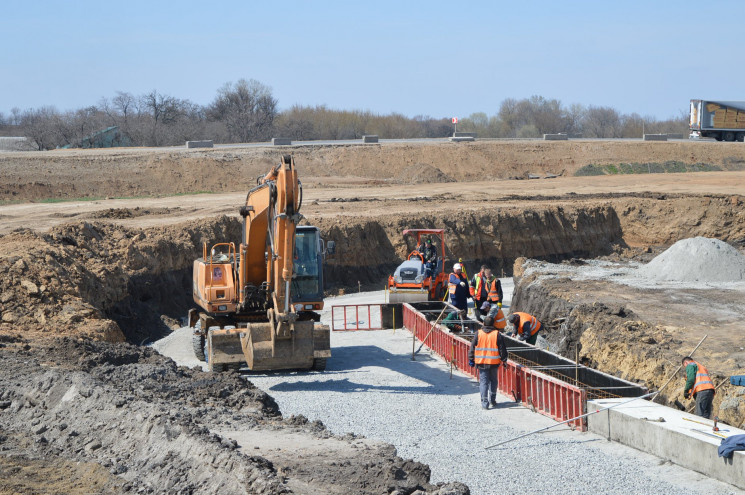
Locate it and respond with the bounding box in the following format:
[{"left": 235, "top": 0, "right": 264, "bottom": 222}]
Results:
[
  {"left": 640, "top": 237, "right": 745, "bottom": 282},
  {"left": 0, "top": 338, "right": 463, "bottom": 494},
  {"left": 395, "top": 163, "right": 455, "bottom": 184}
]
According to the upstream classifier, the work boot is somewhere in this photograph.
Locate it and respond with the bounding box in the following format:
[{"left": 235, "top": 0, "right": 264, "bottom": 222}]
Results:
[
  {"left": 490, "top": 399, "right": 498, "bottom": 408},
  {"left": 481, "top": 402, "right": 489, "bottom": 410}
]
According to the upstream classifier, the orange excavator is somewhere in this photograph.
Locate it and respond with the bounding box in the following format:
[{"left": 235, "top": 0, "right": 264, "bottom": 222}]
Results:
[{"left": 188, "top": 155, "right": 333, "bottom": 372}]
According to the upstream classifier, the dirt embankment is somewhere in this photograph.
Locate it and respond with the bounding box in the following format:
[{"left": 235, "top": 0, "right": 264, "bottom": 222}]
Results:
[
  {"left": 511, "top": 269, "right": 745, "bottom": 428},
  {"left": 2, "top": 193, "right": 744, "bottom": 346},
  {"left": 2, "top": 140, "right": 745, "bottom": 202},
  {"left": 0, "top": 338, "right": 464, "bottom": 494},
  {"left": 0, "top": 217, "right": 243, "bottom": 344}
]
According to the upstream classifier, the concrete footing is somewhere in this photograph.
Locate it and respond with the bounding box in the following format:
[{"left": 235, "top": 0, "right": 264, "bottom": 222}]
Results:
[
  {"left": 272, "top": 138, "right": 292, "bottom": 146},
  {"left": 449, "top": 136, "right": 475, "bottom": 142},
  {"left": 186, "top": 140, "right": 213, "bottom": 148},
  {"left": 587, "top": 398, "right": 745, "bottom": 490},
  {"left": 543, "top": 133, "right": 568, "bottom": 140},
  {"left": 362, "top": 135, "right": 379, "bottom": 143},
  {"left": 643, "top": 134, "right": 668, "bottom": 141}
]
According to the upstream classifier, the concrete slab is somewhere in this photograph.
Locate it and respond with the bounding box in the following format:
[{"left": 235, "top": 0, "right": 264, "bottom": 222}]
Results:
[
  {"left": 543, "top": 133, "right": 568, "bottom": 140},
  {"left": 186, "top": 140, "right": 214, "bottom": 148},
  {"left": 643, "top": 134, "right": 668, "bottom": 141},
  {"left": 588, "top": 398, "right": 745, "bottom": 490},
  {"left": 272, "top": 138, "right": 292, "bottom": 146},
  {"left": 448, "top": 136, "right": 475, "bottom": 142},
  {"left": 362, "top": 135, "right": 379, "bottom": 143}
]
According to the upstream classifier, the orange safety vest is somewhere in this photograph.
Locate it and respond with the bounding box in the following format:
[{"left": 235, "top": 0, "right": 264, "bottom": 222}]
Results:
[
  {"left": 470, "top": 272, "right": 486, "bottom": 298},
  {"left": 513, "top": 312, "right": 541, "bottom": 337},
  {"left": 487, "top": 278, "right": 501, "bottom": 303},
  {"left": 691, "top": 361, "right": 715, "bottom": 396},
  {"left": 448, "top": 272, "right": 467, "bottom": 294},
  {"left": 493, "top": 308, "right": 507, "bottom": 330},
  {"left": 474, "top": 330, "right": 503, "bottom": 365}
]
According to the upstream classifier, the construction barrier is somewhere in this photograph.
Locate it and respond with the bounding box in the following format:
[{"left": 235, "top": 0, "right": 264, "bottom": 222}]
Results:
[
  {"left": 331, "top": 304, "right": 383, "bottom": 331},
  {"left": 402, "top": 303, "right": 587, "bottom": 430}
]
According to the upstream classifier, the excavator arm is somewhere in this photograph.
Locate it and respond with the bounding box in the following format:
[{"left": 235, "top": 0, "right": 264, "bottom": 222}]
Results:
[{"left": 239, "top": 155, "right": 303, "bottom": 318}]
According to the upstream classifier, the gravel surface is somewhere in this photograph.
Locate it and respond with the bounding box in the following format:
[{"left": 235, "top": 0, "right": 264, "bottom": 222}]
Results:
[
  {"left": 154, "top": 287, "right": 742, "bottom": 494},
  {"left": 246, "top": 329, "right": 739, "bottom": 495}
]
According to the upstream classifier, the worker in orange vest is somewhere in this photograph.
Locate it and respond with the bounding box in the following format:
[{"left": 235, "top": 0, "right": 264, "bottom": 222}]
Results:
[
  {"left": 448, "top": 263, "right": 470, "bottom": 312},
  {"left": 470, "top": 265, "right": 493, "bottom": 322},
  {"left": 682, "top": 357, "right": 716, "bottom": 418},
  {"left": 508, "top": 312, "right": 542, "bottom": 345},
  {"left": 468, "top": 315, "right": 508, "bottom": 409}
]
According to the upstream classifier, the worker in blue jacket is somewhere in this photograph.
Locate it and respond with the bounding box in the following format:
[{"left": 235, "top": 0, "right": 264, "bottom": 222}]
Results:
[{"left": 448, "top": 263, "right": 470, "bottom": 312}]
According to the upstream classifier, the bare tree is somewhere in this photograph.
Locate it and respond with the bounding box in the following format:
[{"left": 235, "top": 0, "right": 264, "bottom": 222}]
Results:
[
  {"left": 208, "top": 79, "right": 277, "bottom": 143},
  {"left": 140, "top": 90, "right": 184, "bottom": 146},
  {"left": 564, "top": 103, "right": 586, "bottom": 136},
  {"left": 19, "top": 106, "right": 60, "bottom": 150},
  {"left": 583, "top": 106, "right": 622, "bottom": 138}
]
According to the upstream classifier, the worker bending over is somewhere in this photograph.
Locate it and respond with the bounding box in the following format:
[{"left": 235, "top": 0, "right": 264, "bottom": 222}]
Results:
[
  {"left": 508, "top": 312, "right": 541, "bottom": 345},
  {"left": 448, "top": 263, "right": 470, "bottom": 313},
  {"left": 468, "top": 316, "right": 508, "bottom": 410},
  {"left": 487, "top": 303, "right": 507, "bottom": 331},
  {"left": 682, "top": 357, "right": 716, "bottom": 419},
  {"left": 442, "top": 309, "right": 467, "bottom": 332}
]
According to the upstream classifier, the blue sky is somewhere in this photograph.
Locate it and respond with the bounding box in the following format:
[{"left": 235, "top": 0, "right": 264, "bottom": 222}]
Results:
[{"left": 1, "top": 1, "right": 742, "bottom": 119}]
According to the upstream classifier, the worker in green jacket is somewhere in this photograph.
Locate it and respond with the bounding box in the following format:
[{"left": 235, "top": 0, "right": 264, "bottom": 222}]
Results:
[
  {"left": 442, "top": 309, "right": 467, "bottom": 332},
  {"left": 682, "top": 357, "right": 716, "bottom": 419}
]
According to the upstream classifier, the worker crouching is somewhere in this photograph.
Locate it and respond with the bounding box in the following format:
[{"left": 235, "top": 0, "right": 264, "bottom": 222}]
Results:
[{"left": 468, "top": 316, "right": 508, "bottom": 410}]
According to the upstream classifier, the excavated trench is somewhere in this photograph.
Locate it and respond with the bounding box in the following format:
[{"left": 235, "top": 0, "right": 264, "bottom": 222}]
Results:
[
  {"left": 2, "top": 191, "right": 745, "bottom": 492},
  {"left": 1, "top": 192, "right": 743, "bottom": 347}
]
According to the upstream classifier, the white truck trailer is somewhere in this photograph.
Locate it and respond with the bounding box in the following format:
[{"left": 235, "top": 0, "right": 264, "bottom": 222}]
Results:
[{"left": 689, "top": 99, "right": 745, "bottom": 141}]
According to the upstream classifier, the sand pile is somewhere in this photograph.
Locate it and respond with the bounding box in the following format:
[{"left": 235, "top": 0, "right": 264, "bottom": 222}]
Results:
[
  {"left": 640, "top": 237, "right": 745, "bottom": 282},
  {"left": 394, "top": 163, "right": 455, "bottom": 184}
]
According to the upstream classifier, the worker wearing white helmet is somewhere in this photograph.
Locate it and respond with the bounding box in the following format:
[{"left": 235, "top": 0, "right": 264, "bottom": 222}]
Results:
[{"left": 448, "top": 262, "right": 470, "bottom": 312}]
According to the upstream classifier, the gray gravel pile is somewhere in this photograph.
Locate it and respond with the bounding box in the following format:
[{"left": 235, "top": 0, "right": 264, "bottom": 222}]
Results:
[
  {"left": 245, "top": 329, "right": 739, "bottom": 495},
  {"left": 640, "top": 237, "right": 745, "bottom": 282}
]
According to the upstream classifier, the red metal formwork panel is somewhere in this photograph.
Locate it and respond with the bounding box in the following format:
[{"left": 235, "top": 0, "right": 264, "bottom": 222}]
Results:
[
  {"left": 331, "top": 304, "right": 383, "bottom": 331},
  {"left": 402, "top": 303, "right": 588, "bottom": 431}
]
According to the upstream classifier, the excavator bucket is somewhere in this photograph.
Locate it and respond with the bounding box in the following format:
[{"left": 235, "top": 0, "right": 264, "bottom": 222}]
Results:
[
  {"left": 206, "top": 328, "right": 246, "bottom": 371},
  {"left": 239, "top": 321, "right": 331, "bottom": 372}
]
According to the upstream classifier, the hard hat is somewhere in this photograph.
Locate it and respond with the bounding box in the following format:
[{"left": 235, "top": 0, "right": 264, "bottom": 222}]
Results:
[{"left": 453, "top": 263, "right": 462, "bottom": 271}]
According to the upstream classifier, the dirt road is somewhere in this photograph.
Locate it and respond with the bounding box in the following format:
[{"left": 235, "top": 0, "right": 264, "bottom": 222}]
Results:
[{"left": 2, "top": 171, "right": 745, "bottom": 235}]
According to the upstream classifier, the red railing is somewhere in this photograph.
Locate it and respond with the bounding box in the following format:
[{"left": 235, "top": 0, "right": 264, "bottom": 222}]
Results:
[
  {"left": 402, "top": 303, "right": 587, "bottom": 430},
  {"left": 331, "top": 304, "right": 383, "bottom": 331}
]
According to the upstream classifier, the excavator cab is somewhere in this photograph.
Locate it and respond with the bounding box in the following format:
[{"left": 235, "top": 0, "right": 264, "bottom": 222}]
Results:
[{"left": 291, "top": 226, "right": 325, "bottom": 314}]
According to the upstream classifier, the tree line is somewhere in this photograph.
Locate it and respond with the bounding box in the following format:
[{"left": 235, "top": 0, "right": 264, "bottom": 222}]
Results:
[{"left": 0, "top": 81, "right": 688, "bottom": 150}]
